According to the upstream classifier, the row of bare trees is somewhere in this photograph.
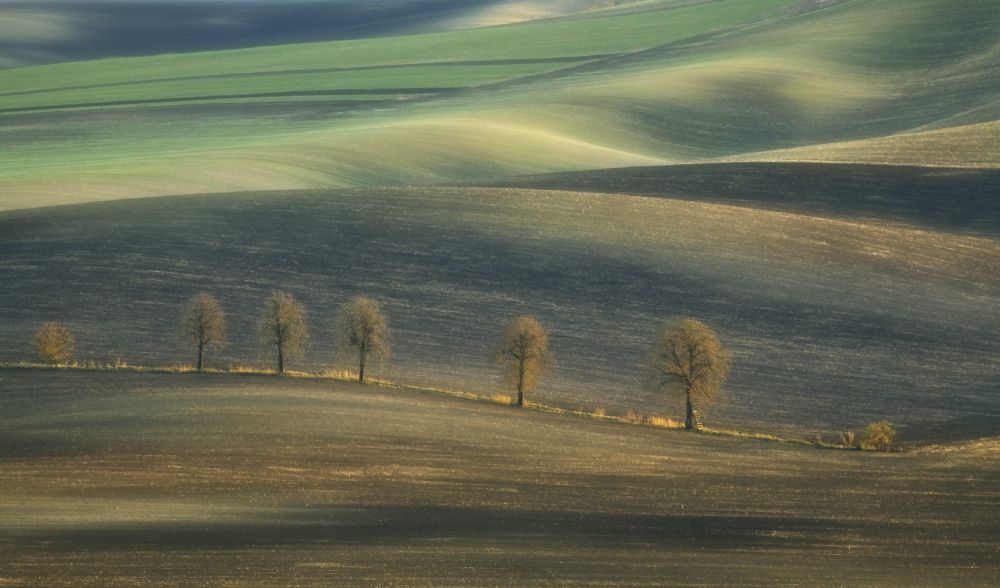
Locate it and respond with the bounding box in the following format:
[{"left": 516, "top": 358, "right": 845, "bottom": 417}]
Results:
[
  {"left": 494, "top": 315, "right": 730, "bottom": 428},
  {"left": 35, "top": 294, "right": 731, "bottom": 430},
  {"left": 32, "top": 311, "right": 900, "bottom": 447},
  {"left": 184, "top": 291, "right": 390, "bottom": 383}
]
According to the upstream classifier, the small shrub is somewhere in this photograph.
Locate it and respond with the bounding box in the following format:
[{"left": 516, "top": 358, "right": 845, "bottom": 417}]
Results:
[
  {"left": 840, "top": 431, "right": 856, "bottom": 448},
  {"left": 34, "top": 322, "right": 74, "bottom": 365},
  {"left": 860, "top": 421, "right": 896, "bottom": 452}
]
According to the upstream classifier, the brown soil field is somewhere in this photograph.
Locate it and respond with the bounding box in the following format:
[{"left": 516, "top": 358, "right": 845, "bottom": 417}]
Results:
[{"left": 1, "top": 369, "right": 998, "bottom": 586}]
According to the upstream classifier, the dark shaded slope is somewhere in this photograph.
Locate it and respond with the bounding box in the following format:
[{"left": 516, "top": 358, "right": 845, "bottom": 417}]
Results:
[
  {"left": 0, "top": 0, "right": 516, "bottom": 68},
  {"left": 477, "top": 163, "right": 1000, "bottom": 236},
  {"left": 1, "top": 188, "right": 998, "bottom": 441}
]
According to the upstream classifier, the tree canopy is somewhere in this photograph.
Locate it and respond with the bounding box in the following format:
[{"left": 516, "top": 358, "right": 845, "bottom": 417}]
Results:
[
  {"left": 182, "top": 292, "right": 226, "bottom": 371},
  {"left": 335, "top": 296, "right": 391, "bottom": 384},
  {"left": 34, "top": 322, "right": 74, "bottom": 365},
  {"left": 649, "top": 318, "right": 730, "bottom": 430},
  {"left": 495, "top": 315, "right": 554, "bottom": 407},
  {"left": 259, "top": 291, "right": 309, "bottom": 375}
]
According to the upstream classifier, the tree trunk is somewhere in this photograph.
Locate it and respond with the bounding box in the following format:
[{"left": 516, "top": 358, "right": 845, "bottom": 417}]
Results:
[
  {"left": 196, "top": 340, "right": 204, "bottom": 372},
  {"left": 515, "top": 359, "right": 525, "bottom": 407},
  {"left": 358, "top": 351, "right": 365, "bottom": 384},
  {"left": 277, "top": 345, "right": 284, "bottom": 375},
  {"left": 685, "top": 393, "right": 695, "bottom": 431},
  {"left": 685, "top": 393, "right": 705, "bottom": 431}
]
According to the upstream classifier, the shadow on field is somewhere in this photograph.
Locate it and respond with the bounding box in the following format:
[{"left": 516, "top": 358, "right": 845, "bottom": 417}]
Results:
[
  {"left": 25, "top": 506, "right": 848, "bottom": 550},
  {"left": 479, "top": 163, "right": 1000, "bottom": 236},
  {"left": 0, "top": 0, "right": 519, "bottom": 68},
  {"left": 1, "top": 188, "right": 998, "bottom": 439},
  {"left": 0, "top": 434, "right": 105, "bottom": 460}
]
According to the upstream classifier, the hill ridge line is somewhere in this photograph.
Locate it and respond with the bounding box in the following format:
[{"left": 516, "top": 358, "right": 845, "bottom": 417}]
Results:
[
  {"left": 0, "top": 56, "right": 619, "bottom": 101},
  {"left": 4, "top": 180, "right": 997, "bottom": 242}
]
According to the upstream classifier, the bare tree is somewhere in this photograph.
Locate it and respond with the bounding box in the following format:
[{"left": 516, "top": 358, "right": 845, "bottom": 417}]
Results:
[
  {"left": 495, "top": 315, "right": 554, "bottom": 407},
  {"left": 259, "top": 291, "right": 309, "bottom": 375},
  {"left": 335, "top": 296, "right": 391, "bottom": 384},
  {"left": 182, "top": 292, "right": 226, "bottom": 372},
  {"left": 649, "top": 318, "right": 730, "bottom": 431},
  {"left": 34, "top": 322, "right": 74, "bottom": 365}
]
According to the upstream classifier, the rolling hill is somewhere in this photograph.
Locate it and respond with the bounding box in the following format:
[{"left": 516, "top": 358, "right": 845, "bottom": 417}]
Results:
[
  {"left": 2, "top": 186, "right": 997, "bottom": 441},
  {"left": 0, "top": 0, "right": 997, "bottom": 440},
  {"left": 0, "top": 0, "right": 619, "bottom": 69},
  {"left": 1, "top": 369, "right": 998, "bottom": 585},
  {"left": 479, "top": 162, "right": 1000, "bottom": 236},
  {"left": 2, "top": 2, "right": 999, "bottom": 584},
  {"left": 0, "top": 0, "right": 997, "bottom": 439},
  {"left": 1, "top": 0, "right": 997, "bottom": 210}
]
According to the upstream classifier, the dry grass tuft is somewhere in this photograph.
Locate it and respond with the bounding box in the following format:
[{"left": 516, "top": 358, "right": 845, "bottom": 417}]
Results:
[
  {"left": 160, "top": 363, "right": 197, "bottom": 373},
  {"left": 591, "top": 407, "right": 607, "bottom": 418},
  {"left": 488, "top": 394, "right": 515, "bottom": 406},
  {"left": 316, "top": 369, "right": 355, "bottom": 380},
  {"left": 226, "top": 364, "right": 274, "bottom": 375},
  {"left": 703, "top": 427, "right": 814, "bottom": 446},
  {"left": 647, "top": 415, "right": 684, "bottom": 429}
]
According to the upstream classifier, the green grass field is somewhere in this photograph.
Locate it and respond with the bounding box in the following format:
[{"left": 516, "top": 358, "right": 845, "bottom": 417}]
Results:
[
  {"left": 0, "top": 0, "right": 797, "bottom": 100},
  {"left": 2, "top": 370, "right": 998, "bottom": 586},
  {"left": 1, "top": 0, "right": 997, "bottom": 210}
]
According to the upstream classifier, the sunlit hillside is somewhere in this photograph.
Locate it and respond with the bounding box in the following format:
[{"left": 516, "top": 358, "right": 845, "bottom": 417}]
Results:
[
  {"left": 2, "top": 0, "right": 997, "bottom": 210},
  {"left": 0, "top": 0, "right": 621, "bottom": 68}
]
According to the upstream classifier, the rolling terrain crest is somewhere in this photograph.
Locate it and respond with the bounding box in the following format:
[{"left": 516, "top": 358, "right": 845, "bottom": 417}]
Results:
[{"left": 1, "top": 0, "right": 997, "bottom": 209}]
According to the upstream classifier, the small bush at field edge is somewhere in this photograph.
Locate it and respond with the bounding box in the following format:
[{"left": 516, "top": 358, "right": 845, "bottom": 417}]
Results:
[{"left": 860, "top": 420, "right": 896, "bottom": 452}]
